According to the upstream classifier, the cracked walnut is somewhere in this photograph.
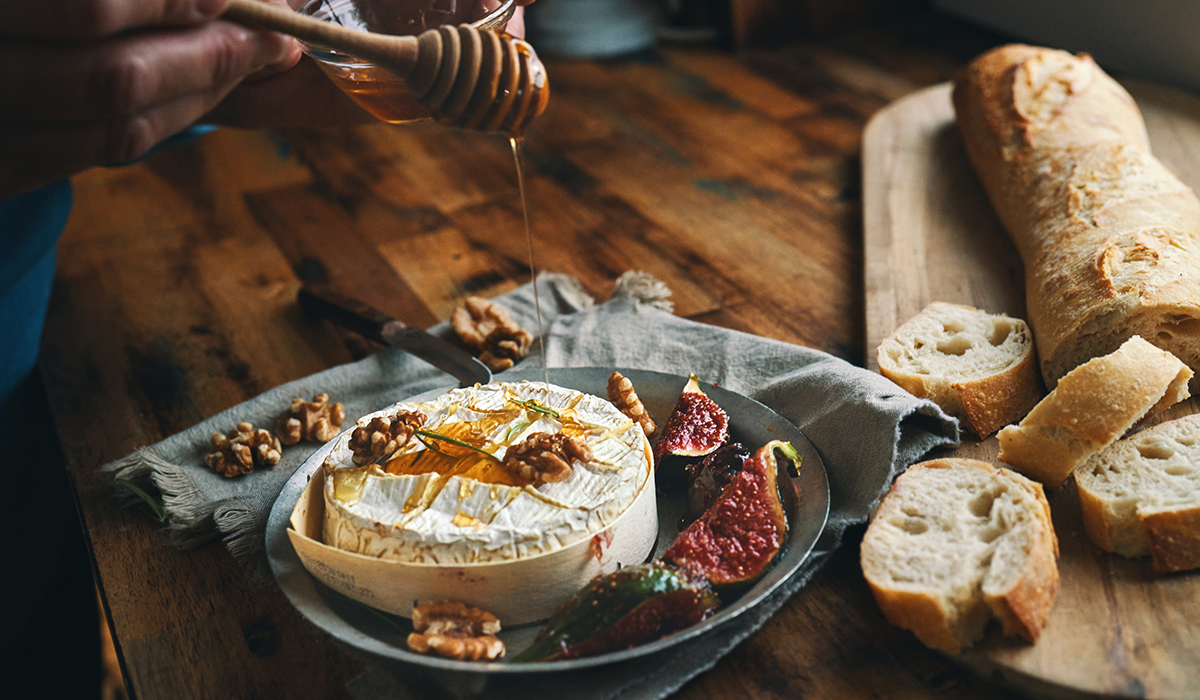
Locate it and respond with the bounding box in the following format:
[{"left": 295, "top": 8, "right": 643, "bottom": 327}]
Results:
[
  {"left": 348, "top": 410, "right": 427, "bottom": 465},
  {"left": 205, "top": 422, "right": 281, "bottom": 478},
  {"left": 502, "top": 431, "right": 593, "bottom": 484},
  {"left": 607, "top": 371, "right": 657, "bottom": 438},
  {"left": 277, "top": 393, "right": 345, "bottom": 445},
  {"left": 406, "top": 601, "right": 505, "bottom": 661},
  {"left": 451, "top": 296, "right": 533, "bottom": 371}
]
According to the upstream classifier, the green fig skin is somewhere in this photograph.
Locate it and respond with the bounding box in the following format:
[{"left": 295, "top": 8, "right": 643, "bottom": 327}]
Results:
[
  {"left": 663, "top": 440, "right": 799, "bottom": 596},
  {"left": 512, "top": 563, "right": 719, "bottom": 662}
]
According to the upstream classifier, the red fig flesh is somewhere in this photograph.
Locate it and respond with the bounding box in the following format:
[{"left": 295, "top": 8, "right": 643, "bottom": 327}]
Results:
[
  {"left": 653, "top": 374, "right": 729, "bottom": 491},
  {"left": 663, "top": 440, "right": 799, "bottom": 593}
]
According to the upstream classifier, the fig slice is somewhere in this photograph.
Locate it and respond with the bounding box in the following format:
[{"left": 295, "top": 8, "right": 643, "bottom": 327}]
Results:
[
  {"left": 512, "top": 562, "right": 719, "bottom": 662},
  {"left": 663, "top": 440, "right": 800, "bottom": 594},
  {"left": 653, "top": 373, "right": 730, "bottom": 492}
]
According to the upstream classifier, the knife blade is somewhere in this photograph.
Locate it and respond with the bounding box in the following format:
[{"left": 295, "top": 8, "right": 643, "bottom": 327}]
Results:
[{"left": 298, "top": 286, "right": 492, "bottom": 387}]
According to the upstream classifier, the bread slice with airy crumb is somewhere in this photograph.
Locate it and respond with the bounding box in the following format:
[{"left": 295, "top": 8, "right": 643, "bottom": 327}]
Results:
[
  {"left": 877, "top": 302, "right": 1043, "bottom": 437},
  {"left": 861, "top": 458, "right": 1059, "bottom": 654},
  {"left": 997, "top": 335, "right": 1193, "bottom": 490},
  {"left": 1075, "top": 414, "right": 1200, "bottom": 574}
]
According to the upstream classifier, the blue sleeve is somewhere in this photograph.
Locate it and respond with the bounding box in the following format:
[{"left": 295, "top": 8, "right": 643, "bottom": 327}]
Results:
[
  {"left": 0, "top": 180, "right": 73, "bottom": 407},
  {"left": 0, "top": 123, "right": 217, "bottom": 407}
]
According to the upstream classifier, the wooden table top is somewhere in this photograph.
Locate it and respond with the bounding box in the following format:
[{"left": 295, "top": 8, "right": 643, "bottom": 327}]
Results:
[{"left": 42, "top": 11, "right": 1034, "bottom": 700}]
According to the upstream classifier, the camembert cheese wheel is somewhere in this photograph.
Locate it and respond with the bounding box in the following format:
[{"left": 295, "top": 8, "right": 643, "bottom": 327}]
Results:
[{"left": 321, "top": 381, "right": 654, "bottom": 565}]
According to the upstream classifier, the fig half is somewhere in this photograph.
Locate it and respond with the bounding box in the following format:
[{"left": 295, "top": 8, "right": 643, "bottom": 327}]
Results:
[
  {"left": 653, "top": 374, "right": 729, "bottom": 492},
  {"left": 663, "top": 440, "right": 800, "bottom": 595}
]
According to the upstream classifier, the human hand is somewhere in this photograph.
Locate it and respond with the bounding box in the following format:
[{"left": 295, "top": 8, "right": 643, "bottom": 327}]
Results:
[
  {"left": 1, "top": 0, "right": 543, "bottom": 199},
  {"left": 1, "top": 0, "right": 298, "bottom": 200}
]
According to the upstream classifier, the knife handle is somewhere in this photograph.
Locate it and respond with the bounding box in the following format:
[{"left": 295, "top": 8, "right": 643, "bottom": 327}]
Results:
[{"left": 298, "top": 286, "right": 407, "bottom": 344}]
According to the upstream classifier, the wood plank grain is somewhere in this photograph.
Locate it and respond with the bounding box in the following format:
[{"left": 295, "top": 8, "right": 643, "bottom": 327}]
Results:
[
  {"left": 863, "top": 81, "right": 1200, "bottom": 700},
  {"left": 47, "top": 132, "right": 366, "bottom": 700},
  {"left": 532, "top": 51, "right": 867, "bottom": 359}
]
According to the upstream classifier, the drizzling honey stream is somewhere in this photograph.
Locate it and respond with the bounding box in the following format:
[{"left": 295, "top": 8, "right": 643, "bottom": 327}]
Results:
[{"left": 510, "top": 136, "right": 550, "bottom": 387}]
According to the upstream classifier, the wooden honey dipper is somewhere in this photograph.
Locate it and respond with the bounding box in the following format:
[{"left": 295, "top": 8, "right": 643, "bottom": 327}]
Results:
[{"left": 222, "top": 0, "right": 549, "bottom": 135}]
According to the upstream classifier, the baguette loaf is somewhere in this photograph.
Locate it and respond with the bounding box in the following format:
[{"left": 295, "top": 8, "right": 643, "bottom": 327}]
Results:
[
  {"left": 1075, "top": 414, "right": 1200, "bottom": 574},
  {"left": 997, "top": 335, "right": 1192, "bottom": 489},
  {"left": 861, "top": 458, "right": 1059, "bottom": 654},
  {"left": 952, "top": 44, "right": 1200, "bottom": 391},
  {"left": 877, "top": 302, "right": 1043, "bottom": 437}
]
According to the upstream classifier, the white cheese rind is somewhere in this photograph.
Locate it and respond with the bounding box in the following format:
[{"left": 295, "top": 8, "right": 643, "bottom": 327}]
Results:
[{"left": 322, "top": 381, "right": 653, "bottom": 564}]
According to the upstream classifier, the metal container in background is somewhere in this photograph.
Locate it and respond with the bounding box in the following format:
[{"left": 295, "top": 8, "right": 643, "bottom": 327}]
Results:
[{"left": 528, "top": 0, "right": 660, "bottom": 58}]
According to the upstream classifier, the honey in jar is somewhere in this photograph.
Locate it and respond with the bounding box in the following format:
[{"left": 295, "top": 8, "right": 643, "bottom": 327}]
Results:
[{"left": 296, "top": 0, "right": 518, "bottom": 123}]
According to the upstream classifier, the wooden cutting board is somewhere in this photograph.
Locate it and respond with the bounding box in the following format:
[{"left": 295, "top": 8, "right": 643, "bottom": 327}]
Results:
[{"left": 862, "top": 81, "right": 1200, "bottom": 700}]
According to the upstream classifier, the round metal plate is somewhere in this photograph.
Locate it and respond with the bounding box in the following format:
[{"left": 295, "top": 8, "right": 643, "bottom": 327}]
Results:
[{"left": 266, "top": 367, "right": 830, "bottom": 673}]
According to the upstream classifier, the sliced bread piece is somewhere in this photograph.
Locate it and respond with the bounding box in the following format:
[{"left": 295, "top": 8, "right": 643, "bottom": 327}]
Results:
[
  {"left": 861, "top": 458, "right": 1059, "bottom": 654},
  {"left": 1075, "top": 414, "right": 1200, "bottom": 574},
  {"left": 877, "top": 302, "right": 1043, "bottom": 437},
  {"left": 997, "top": 335, "right": 1193, "bottom": 489}
]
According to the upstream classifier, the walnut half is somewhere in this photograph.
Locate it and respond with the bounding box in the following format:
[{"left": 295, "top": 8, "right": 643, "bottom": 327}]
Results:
[
  {"left": 607, "top": 371, "right": 658, "bottom": 438},
  {"left": 205, "top": 422, "right": 281, "bottom": 478},
  {"left": 348, "top": 410, "right": 427, "bottom": 465},
  {"left": 502, "top": 432, "right": 593, "bottom": 484},
  {"left": 277, "top": 393, "right": 345, "bottom": 445},
  {"left": 451, "top": 296, "right": 533, "bottom": 371},
  {"left": 406, "top": 601, "right": 504, "bottom": 661}
]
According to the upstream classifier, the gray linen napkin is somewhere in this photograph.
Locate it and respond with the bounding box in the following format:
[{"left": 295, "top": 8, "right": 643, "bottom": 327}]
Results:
[
  {"left": 104, "top": 271, "right": 958, "bottom": 699},
  {"left": 103, "top": 273, "right": 597, "bottom": 572}
]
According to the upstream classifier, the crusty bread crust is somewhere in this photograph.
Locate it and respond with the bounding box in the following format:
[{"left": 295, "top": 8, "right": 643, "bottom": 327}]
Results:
[
  {"left": 1143, "top": 509, "right": 1200, "bottom": 574},
  {"left": 863, "top": 583, "right": 978, "bottom": 656},
  {"left": 990, "top": 531, "right": 1059, "bottom": 643},
  {"left": 952, "top": 44, "right": 1200, "bottom": 391},
  {"left": 861, "top": 458, "right": 1059, "bottom": 654},
  {"left": 1076, "top": 482, "right": 1138, "bottom": 555},
  {"left": 997, "top": 336, "right": 1192, "bottom": 489},
  {"left": 954, "top": 357, "right": 1043, "bottom": 438},
  {"left": 1075, "top": 413, "right": 1200, "bottom": 574},
  {"left": 877, "top": 302, "right": 1044, "bottom": 437}
]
